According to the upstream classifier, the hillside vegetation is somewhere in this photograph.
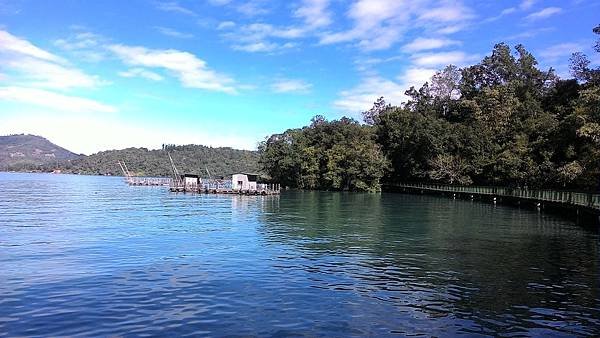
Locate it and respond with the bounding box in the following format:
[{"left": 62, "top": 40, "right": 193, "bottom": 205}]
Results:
[
  {"left": 0, "top": 134, "right": 80, "bottom": 170},
  {"left": 62, "top": 145, "right": 261, "bottom": 177},
  {"left": 1, "top": 136, "right": 261, "bottom": 177}
]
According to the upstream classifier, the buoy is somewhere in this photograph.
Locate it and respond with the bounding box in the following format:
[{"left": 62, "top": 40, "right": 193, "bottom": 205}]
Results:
[{"left": 493, "top": 197, "right": 497, "bottom": 204}]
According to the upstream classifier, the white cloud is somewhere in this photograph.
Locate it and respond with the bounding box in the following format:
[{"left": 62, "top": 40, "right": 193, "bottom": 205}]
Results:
[
  {"left": 334, "top": 67, "right": 436, "bottom": 113},
  {"left": 6, "top": 57, "right": 104, "bottom": 89},
  {"left": 411, "top": 51, "right": 476, "bottom": 67},
  {"left": 53, "top": 31, "right": 108, "bottom": 62},
  {"left": 519, "top": 0, "right": 536, "bottom": 10},
  {"left": 155, "top": 1, "right": 196, "bottom": 16},
  {"left": 155, "top": 26, "right": 193, "bottom": 39},
  {"left": 319, "top": 0, "right": 473, "bottom": 52},
  {"left": 418, "top": 4, "right": 474, "bottom": 23},
  {"left": 526, "top": 7, "right": 562, "bottom": 20},
  {"left": 504, "top": 27, "right": 554, "bottom": 40},
  {"left": 0, "top": 29, "right": 104, "bottom": 89},
  {"left": 224, "top": 23, "right": 303, "bottom": 53},
  {"left": 54, "top": 32, "right": 102, "bottom": 50},
  {"left": 294, "top": 0, "right": 332, "bottom": 29},
  {"left": 108, "top": 44, "right": 237, "bottom": 94},
  {"left": 209, "top": 0, "right": 232, "bottom": 5},
  {"left": 118, "top": 68, "right": 164, "bottom": 81},
  {"left": 217, "top": 21, "right": 236, "bottom": 30},
  {"left": 399, "top": 67, "right": 437, "bottom": 86},
  {"left": 334, "top": 76, "right": 406, "bottom": 113},
  {"left": 0, "top": 86, "right": 117, "bottom": 113},
  {"left": 539, "top": 43, "right": 585, "bottom": 61},
  {"left": 487, "top": 0, "right": 537, "bottom": 23},
  {"left": 0, "top": 30, "right": 62, "bottom": 62},
  {"left": 403, "top": 37, "right": 461, "bottom": 52},
  {"left": 501, "top": 7, "right": 517, "bottom": 15},
  {"left": 234, "top": 0, "right": 270, "bottom": 17},
  {"left": 232, "top": 41, "right": 279, "bottom": 52},
  {"left": 271, "top": 79, "right": 312, "bottom": 94}
]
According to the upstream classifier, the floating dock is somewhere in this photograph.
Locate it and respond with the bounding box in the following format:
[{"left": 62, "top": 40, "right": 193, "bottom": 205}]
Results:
[
  {"left": 169, "top": 181, "right": 280, "bottom": 195},
  {"left": 127, "top": 177, "right": 172, "bottom": 186}
]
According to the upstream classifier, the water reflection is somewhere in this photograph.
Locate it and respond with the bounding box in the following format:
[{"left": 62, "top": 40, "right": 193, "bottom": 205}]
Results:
[{"left": 258, "top": 191, "right": 600, "bottom": 336}]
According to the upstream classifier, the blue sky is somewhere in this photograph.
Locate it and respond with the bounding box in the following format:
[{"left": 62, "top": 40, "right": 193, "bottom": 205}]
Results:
[{"left": 0, "top": 0, "right": 598, "bottom": 154}]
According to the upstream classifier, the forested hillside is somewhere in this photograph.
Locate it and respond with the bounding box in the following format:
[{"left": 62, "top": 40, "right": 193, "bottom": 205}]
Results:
[
  {"left": 62, "top": 144, "right": 261, "bottom": 177},
  {"left": 259, "top": 25, "right": 600, "bottom": 192},
  {"left": 1, "top": 136, "right": 260, "bottom": 177},
  {"left": 0, "top": 134, "right": 80, "bottom": 170}
]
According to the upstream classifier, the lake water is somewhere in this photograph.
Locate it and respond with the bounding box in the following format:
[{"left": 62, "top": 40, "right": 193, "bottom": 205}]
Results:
[{"left": 0, "top": 173, "right": 599, "bottom": 337}]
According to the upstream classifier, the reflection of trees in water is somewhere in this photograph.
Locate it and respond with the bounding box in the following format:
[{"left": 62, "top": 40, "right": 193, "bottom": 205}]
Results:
[{"left": 259, "top": 192, "right": 600, "bottom": 335}]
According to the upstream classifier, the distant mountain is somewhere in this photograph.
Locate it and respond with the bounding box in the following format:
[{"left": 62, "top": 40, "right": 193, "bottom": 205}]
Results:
[
  {"left": 0, "top": 134, "right": 261, "bottom": 177},
  {"left": 0, "top": 134, "right": 80, "bottom": 170}
]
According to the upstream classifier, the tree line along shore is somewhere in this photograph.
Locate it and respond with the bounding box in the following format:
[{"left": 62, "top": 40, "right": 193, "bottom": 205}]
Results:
[{"left": 259, "top": 26, "right": 600, "bottom": 192}]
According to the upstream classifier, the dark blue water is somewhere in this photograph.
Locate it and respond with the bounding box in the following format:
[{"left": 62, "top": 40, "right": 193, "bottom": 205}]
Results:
[{"left": 1, "top": 173, "right": 599, "bottom": 337}]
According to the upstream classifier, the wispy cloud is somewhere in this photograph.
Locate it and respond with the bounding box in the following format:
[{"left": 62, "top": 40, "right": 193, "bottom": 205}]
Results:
[
  {"left": 108, "top": 44, "right": 237, "bottom": 94},
  {"left": 0, "top": 30, "right": 62, "bottom": 62},
  {"left": 53, "top": 31, "right": 108, "bottom": 62},
  {"left": 334, "top": 66, "right": 437, "bottom": 113},
  {"left": 155, "top": 1, "right": 196, "bottom": 16},
  {"left": 1, "top": 30, "right": 104, "bottom": 89},
  {"left": 118, "top": 68, "right": 164, "bottom": 81},
  {"left": 294, "top": 0, "right": 332, "bottom": 29},
  {"left": 223, "top": 23, "right": 303, "bottom": 53},
  {"left": 6, "top": 58, "right": 104, "bottom": 89},
  {"left": 220, "top": 0, "right": 331, "bottom": 53},
  {"left": 519, "top": 0, "right": 537, "bottom": 10},
  {"left": 234, "top": 0, "right": 270, "bottom": 17},
  {"left": 539, "top": 42, "right": 586, "bottom": 61},
  {"left": 271, "top": 79, "right": 312, "bottom": 94},
  {"left": 232, "top": 41, "right": 296, "bottom": 53},
  {"left": 217, "top": 21, "right": 236, "bottom": 30},
  {"left": 403, "top": 38, "right": 461, "bottom": 52},
  {"left": 411, "top": 51, "right": 477, "bottom": 67},
  {"left": 319, "top": 0, "right": 474, "bottom": 52},
  {"left": 504, "top": 27, "right": 555, "bottom": 41},
  {"left": 155, "top": 26, "right": 194, "bottom": 39},
  {"left": 0, "top": 86, "right": 117, "bottom": 113},
  {"left": 526, "top": 7, "right": 562, "bottom": 21}
]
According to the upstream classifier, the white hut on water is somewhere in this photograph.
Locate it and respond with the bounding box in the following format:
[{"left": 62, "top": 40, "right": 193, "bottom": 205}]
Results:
[
  {"left": 183, "top": 174, "right": 201, "bottom": 190},
  {"left": 231, "top": 173, "right": 259, "bottom": 191}
]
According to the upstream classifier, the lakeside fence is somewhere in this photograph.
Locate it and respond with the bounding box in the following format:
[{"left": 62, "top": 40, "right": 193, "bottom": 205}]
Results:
[{"left": 394, "top": 183, "right": 600, "bottom": 211}]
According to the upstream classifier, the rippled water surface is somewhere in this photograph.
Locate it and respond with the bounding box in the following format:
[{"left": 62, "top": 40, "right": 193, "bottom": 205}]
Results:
[{"left": 1, "top": 173, "right": 599, "bottom": 337}]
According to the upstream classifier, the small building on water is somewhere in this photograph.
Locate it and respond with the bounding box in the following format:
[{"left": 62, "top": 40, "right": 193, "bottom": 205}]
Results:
[
  {"left": 232, "top": 173, "right": 259, "bottom": 191},
  {"left": 183, "top": 174, "right": 201, "bottom": 189}
]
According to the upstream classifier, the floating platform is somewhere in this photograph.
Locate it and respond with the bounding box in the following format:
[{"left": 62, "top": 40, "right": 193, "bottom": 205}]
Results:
[
  {"left": 169, "top": 186, "right": 280, "bottom": 195},
  {"left": 127, "top": 177, "right": 172, "bottom": 186}
]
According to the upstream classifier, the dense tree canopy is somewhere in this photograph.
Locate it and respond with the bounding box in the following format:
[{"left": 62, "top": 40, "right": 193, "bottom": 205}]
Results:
[
  {"left": 260, "top": 26, "right": 600, "bottom": 192},
  {"left": 259, "top": 116, "right": 388, "bottom": 192}
]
